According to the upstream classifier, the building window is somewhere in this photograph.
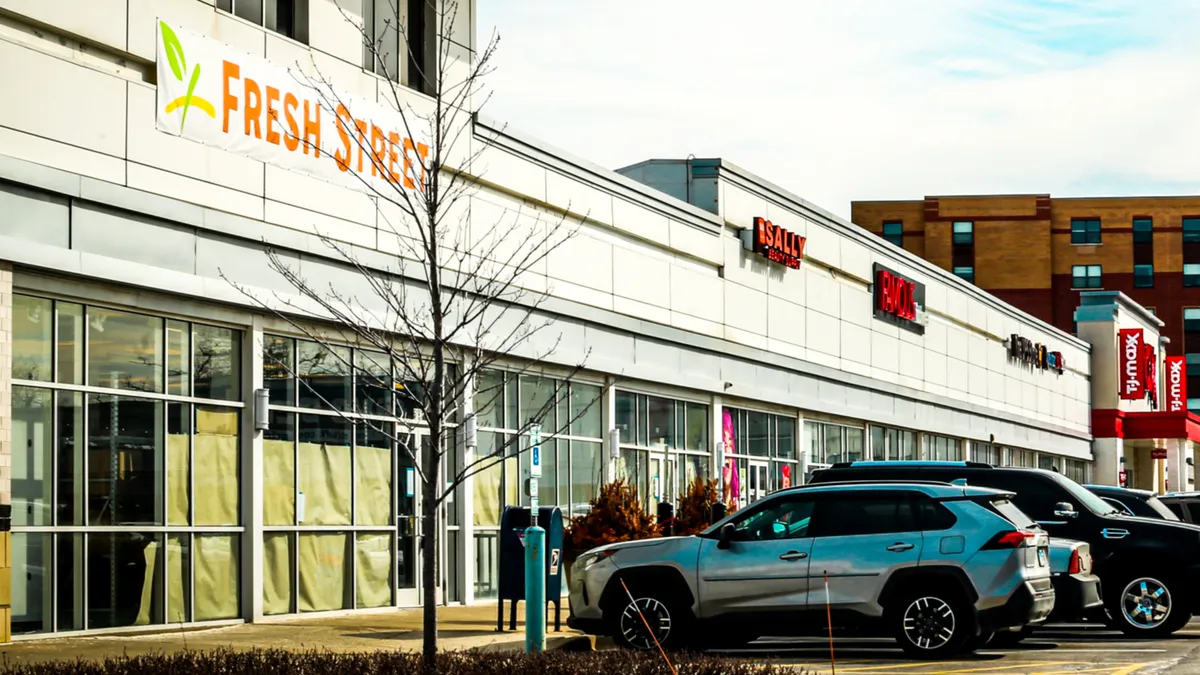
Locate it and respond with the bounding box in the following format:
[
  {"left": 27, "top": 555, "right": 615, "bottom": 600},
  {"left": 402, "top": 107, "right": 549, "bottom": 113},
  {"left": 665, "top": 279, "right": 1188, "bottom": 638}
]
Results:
[
  {"left": 805, "top": 421, "right": 865, "bottom": 481},
  {"left": 1134, "top": 264, "right": 1155, "bottom": 288},
  {"left": 953, "top": 266, "right": 975, "bottom": 283},
  {"left": 1185, "top": 309, "right": 1200, "bottom": 413},
  {"left": 362, "top": 0, "right": 438, "bottom": 95},
  {"left": 1072, "top": 265, "right": 1102, "bottom": 289},
  {"left": 1186, "top": 264, "right": 1200, "bottom": 287},
  {"left": 924, "top": 435, "right": 963, "bottom": 461},
  {"left": 869, "top": 425, "right": 917, "bottom": 461},
  {"left": 882, "top": 221, "right": 903, "bottom": 247},
  {"left": 1070, "top": 218, "right": 1101, "bottom": 244},
  {"left": 614, "top": 392, "right": 710, "bottom": 512},
  {"left": 1146, "top": 307, "right": 1157, "bottom": 316},
  {"left": 1133, "top": 217, "right": 1153, "bottom": 244},
  {"left": 1005, "top": 447, "right": 1037, "bottom": 468},
  {"left": 723, "top": 408, "right": 797, "bottom": 508},
  {"left": 952, "top": 221, "right": 974, "bottom": 246},
  {"left": 1185, "top": 218, "right": 1200, "bottom": 243},
  {"left": 217, "top": 0, "right": 308, "bottom": 43},
  {"left": 971, "top": 442, "right": 1001, "bottom": 465},
  {"left": 10, "top": 294, "right": 244, "bottom": 634}
]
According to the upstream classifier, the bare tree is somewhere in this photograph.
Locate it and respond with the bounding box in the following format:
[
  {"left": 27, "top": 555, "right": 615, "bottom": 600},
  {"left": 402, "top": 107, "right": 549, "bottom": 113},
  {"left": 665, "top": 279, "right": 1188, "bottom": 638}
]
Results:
[{"left": 221, "top": 0, "right": 608, "bottom": 670}]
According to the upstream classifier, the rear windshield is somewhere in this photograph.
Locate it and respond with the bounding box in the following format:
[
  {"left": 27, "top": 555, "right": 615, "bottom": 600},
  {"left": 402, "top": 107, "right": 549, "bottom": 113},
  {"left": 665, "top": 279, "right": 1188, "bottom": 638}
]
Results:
[
  {"left": 1143, "top": 496, "right": 1180, "bottom": 521},
  {"left": 990, "top": 498, "right": 1037, "bottom": 529}
]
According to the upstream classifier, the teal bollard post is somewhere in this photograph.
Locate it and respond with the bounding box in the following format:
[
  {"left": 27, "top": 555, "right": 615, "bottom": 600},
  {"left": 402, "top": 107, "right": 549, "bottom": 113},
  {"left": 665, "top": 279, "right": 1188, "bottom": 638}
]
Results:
[{"left": 524, "top": 526, "right": 546, "bottom": 653}]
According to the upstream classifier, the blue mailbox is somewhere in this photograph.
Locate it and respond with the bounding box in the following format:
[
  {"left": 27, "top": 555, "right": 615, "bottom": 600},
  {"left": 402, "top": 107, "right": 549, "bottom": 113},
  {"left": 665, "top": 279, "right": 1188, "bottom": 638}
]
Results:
[{"left": 497, "top": 506, "right": 564, "bottom": 632}]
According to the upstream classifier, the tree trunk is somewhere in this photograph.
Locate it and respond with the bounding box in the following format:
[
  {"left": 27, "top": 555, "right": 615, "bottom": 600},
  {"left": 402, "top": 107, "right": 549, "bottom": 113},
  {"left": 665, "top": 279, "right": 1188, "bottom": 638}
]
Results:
[{"left": 422, "top": 475, "right": 439, "bottom": 675}]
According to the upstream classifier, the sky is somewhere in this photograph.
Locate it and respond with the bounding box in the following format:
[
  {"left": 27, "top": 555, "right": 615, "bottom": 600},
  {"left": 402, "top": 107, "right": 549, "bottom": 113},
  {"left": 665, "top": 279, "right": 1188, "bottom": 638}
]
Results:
[{"left": 475, "top": 0, "right": 1200, "bottom": 220}]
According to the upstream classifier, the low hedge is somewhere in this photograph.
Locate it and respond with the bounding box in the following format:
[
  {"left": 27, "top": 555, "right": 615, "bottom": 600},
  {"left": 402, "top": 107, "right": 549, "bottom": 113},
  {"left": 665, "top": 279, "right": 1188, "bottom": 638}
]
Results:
[{"left": 0, "top": 649, "right": 812, "bottom": 675}]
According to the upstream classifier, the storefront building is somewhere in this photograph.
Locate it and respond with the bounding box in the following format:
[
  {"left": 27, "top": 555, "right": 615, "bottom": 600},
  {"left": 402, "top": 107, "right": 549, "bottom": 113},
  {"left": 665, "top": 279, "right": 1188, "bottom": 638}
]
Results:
[{"left": 0, "top": 0, "right": 1092, "bottom": 641}]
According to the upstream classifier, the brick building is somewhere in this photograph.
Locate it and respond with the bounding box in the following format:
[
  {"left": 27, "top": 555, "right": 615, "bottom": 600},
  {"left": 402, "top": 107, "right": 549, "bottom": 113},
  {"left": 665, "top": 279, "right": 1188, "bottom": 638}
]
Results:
[{"left": 852, "top": 194, "right": 1200, "bottom": 410}]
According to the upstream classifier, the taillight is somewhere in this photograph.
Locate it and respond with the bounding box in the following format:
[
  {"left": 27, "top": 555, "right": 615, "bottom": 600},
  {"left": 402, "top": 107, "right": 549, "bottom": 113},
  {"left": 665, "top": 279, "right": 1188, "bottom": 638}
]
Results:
[
  {"left": 1067, "top": 549, "right": 1081, "bottom": 574},
  {"left": 982, "top": 530, "right": 1036, "bottom": 550}
]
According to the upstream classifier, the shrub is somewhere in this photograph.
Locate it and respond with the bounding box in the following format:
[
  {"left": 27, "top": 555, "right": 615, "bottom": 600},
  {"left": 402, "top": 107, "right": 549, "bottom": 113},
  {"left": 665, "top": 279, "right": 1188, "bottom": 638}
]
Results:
[
  {"left": 0, "top": 648, "right": 809, "bottom": 675},
  {"left": 563, "top": 480, "right": 659, "bottom": 560},
  {"left": 673, "top": 477, "right": 722, "bottom": 536}
]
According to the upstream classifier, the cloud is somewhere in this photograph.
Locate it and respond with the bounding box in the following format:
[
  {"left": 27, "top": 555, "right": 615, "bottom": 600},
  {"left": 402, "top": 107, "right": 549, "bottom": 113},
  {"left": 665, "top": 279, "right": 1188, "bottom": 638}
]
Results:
[{"left": 476, "top": 0, "right": 1200, "bottom": 220}]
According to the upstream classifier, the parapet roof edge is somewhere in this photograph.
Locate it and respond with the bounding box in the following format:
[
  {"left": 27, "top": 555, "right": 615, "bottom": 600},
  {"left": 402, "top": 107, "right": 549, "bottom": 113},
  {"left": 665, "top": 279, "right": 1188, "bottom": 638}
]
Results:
[
  {"left": 702, "top": 157, "right": 1091, "bottom": 352},
  {"left": 1079, "top": 291, "right": 1164, "bottom": 329},
  {"left": 472, "top": 115, "right": 725, "bottom": 231}
]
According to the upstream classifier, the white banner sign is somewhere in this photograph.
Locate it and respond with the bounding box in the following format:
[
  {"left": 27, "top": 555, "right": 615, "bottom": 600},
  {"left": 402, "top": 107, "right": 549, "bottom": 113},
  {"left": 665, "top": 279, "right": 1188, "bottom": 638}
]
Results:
[{"left": 155, "top": 19, "right": 427, "bottom": 194}]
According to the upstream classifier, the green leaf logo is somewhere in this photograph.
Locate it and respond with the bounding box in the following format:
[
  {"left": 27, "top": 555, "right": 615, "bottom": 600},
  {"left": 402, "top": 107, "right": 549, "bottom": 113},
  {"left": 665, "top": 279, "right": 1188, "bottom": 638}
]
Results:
[{"left": 160, "top": 20, "right": 216, "bottom": 133}]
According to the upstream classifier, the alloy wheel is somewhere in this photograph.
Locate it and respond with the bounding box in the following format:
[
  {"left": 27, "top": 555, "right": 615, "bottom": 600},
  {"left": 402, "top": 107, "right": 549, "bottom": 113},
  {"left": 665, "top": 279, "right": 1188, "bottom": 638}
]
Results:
[
  {"left": 1121, "top": 577, "right": 1172, "bottom": 629},
  {"left": 902, "top": 596, "right": 957, "bottom": 651},
  {"left": 619, "top": 597, "right": 672, "bottom": 650}
]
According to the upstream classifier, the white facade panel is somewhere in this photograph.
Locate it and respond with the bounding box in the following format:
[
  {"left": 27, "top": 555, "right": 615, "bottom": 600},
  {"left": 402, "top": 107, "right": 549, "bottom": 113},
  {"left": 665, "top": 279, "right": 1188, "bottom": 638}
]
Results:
[{"left": 613, "top": 245, "right": 670, "bottom": 309}]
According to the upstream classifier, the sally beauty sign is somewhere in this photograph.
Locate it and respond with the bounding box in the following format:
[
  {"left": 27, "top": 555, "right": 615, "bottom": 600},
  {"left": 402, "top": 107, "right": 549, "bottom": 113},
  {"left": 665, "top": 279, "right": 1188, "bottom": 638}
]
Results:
[{"left": 1118, "top": 328, "right": 1144, "bottom": 401}]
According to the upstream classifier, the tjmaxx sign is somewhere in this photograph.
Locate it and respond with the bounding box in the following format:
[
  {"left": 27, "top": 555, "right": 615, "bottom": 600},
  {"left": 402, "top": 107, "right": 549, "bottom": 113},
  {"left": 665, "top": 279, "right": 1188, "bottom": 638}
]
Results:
[
  {"left": 1118, "top": 328, "right": 1147, "bottom": 401},
  {"left": 1166, "top": 355, "right": 1187, "bottom": 412},
  {"left": 155, "top": 20, "right": 428, "bottom": 195}
]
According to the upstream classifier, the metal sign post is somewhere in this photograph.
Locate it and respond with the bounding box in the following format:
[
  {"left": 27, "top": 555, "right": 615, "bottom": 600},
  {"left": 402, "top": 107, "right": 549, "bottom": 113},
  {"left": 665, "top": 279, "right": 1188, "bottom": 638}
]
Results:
[{"left": 530, "top": 424, "right": 542, "bottom": 527}]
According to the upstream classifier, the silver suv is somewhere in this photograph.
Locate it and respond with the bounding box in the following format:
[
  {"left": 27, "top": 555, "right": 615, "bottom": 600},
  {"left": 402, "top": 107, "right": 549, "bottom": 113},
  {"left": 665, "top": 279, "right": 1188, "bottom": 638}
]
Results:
[{"left": 567, "top": 482, "right": 1055, "bottom": 658}]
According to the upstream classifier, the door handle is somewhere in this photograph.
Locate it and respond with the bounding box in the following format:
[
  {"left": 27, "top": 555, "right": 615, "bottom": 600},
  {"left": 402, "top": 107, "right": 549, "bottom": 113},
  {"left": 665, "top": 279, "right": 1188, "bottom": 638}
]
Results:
[
  {"left": 779, "top": 550, "right": 808, "bottom": 561},
  {"left": 1101, "top": 528, "right": 1129, "bottom": 540},
  {"left": 886, "top": 543, "right": 915, "bottom": 552}
]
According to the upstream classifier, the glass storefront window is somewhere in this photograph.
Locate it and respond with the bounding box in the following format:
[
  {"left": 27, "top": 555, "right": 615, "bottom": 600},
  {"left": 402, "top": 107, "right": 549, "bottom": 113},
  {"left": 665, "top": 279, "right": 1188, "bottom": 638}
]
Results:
[
  {"left": 13, "top": 295, "right": 246, "bottom": 634},
  {"left": 87, "top": 308, "right": 164, "bottom": 393},
  {"left": 925, "top": 435, "right": 963, "bottom": 461},
  {"left": 13, "top": 387, "right": 52, "bottom": 526},
  {"left": 570, "top": 383, "right": 602, "bottom": 438},
  {"left": 297, "top": 341, "right": 351, "bottom": 411},
  {"left": 13, "top": 294, "right": 52, "bottom": 381},
  {"left": 264, "top": 335, "right": 295, "bottom": 405},
  {"left": 1007, "top": 447, "right": 1037, "bottom": 468},
  {"left": 355, "top": 351, "right": 392, "bottom": 416},
  {"left": 972, "top": 442, "right": 1001, "bottom": 465},
  {"left": 298, "top": 414, "right": 352, "bottom": 525},
  {"left": 87, "top": 395, "right": 164, "bottom": 526},
  {"left": 194, "top": 325, "right": 241, "bottom": 401}
]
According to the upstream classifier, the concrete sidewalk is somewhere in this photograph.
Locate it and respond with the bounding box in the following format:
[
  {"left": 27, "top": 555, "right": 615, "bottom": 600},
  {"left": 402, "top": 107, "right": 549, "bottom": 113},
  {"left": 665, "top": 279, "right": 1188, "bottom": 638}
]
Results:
[{"left": 0, "top": 603, "right": 585, "bottom": 664}]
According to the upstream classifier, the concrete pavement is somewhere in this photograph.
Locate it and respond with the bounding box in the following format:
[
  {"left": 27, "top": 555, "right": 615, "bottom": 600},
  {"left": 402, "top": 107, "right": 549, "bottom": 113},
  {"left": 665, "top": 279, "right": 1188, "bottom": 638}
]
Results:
[{"left": 0, "top": 602, "right": 586, "bottom": 665}]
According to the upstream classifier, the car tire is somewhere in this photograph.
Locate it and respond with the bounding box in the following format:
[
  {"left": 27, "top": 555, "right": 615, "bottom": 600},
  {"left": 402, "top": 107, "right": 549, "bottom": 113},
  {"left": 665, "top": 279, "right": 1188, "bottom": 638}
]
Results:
[
  {"left": 606, "top": 578, "right": 691, "bottom": 652},
  {"left": 889, "top": 587, "right": 974, "bottom": 659},
  {"left": 1106, "top": 573, "right": 1191, "bottom": 638}
]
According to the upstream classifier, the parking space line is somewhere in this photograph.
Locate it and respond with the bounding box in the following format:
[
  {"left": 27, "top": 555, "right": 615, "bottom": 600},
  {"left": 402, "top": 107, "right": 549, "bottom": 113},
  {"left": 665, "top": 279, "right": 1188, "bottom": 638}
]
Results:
[{"left": 924, "top": 662, "right": 1078, "bottom": 674}]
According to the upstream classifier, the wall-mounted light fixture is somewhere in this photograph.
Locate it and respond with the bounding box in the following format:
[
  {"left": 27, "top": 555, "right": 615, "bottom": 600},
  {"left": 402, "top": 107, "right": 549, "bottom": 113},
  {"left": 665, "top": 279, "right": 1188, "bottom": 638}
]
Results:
[
  {"left": 254, "top": 388, "right": 270, "bottom": 431},
  {"left": 609, "top": 428, "right": 621, "bottom": 460}
]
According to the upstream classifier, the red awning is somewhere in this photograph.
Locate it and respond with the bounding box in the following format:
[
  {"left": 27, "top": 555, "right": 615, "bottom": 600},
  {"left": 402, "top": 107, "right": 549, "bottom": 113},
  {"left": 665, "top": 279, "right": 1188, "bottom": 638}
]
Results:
[{"left": 1092, "top": 408, "right": 1200, "bottom": 442}]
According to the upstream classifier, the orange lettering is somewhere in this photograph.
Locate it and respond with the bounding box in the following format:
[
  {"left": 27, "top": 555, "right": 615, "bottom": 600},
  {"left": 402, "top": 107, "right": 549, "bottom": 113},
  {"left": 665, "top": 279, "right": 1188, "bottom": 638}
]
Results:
[
  {"left": 369, "top": 124, "right": 386, "bottom": 178},
  {"left": 222, "top": 61, "right": 240, "bottom": 134},
  {"left": 403, "top": 138, "right": 429, "bottom": 190},
  {"left": 244, "top": 77, "right": 262, "bottom": 139},
  {"left": 334, "top": 104, "right": 353, "bottom": 171},
  {"left": 354, "top": 118, "right": 368, "bottom": 173},
  {"left": 386, "top": 132, "right": 401, "bottom": 183},
  {"left": 283, "top": 93, "right": 300, "bottom": 152},
  {"left": 303, "top": 100, "right": 321, "bottom": 156},
  {"left": 265, "top": 86, "right": 281, "bottom": 145}
]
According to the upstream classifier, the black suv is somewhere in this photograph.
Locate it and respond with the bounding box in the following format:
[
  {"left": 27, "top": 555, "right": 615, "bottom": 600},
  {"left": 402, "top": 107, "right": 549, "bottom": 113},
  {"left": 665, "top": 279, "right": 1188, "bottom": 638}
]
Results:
[
  {"left": 810, "top": 461, "right": 1200, "bottom": 637},
  {"left": 1085, "top": 485, "right": 1180, "bottom": 521},
  {"left": 1159, "top": 492, "right": 1200, "bottom": 523}
]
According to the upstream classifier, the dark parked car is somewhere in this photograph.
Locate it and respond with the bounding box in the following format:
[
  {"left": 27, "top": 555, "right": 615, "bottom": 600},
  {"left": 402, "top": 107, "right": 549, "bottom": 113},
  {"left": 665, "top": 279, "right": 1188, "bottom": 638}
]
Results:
[
  {"left": 1085, "top": 485, "right": 1180, "bottom": 521},
  {"left": 809, "top": 462, "right": 1200, "bottom": 637},
  {"left": 1159, "top": 492, "right": 1200, "bottom": 523}
]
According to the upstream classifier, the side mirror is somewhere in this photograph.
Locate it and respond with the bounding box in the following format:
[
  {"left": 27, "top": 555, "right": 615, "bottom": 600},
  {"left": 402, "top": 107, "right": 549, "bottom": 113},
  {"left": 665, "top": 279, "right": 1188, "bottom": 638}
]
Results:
[
  {"left": 1054, "top": 501, "right": 1079, "bottom": 519},
  {"left": 717, "top": 522, "right": 735, "bottom": 550}
]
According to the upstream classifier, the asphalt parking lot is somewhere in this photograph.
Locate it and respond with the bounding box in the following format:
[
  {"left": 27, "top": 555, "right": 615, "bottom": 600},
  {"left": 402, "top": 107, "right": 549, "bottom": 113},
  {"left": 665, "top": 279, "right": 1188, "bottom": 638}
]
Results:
[{"left": 717, "top": 621, "right": 1200, "bottom": 674}]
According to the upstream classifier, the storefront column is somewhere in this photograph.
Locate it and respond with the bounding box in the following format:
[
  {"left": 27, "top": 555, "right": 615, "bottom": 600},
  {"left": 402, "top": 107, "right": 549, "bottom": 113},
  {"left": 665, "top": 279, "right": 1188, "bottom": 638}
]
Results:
[
  {"left": 603, "top": 378, "right": 616, "bottom": 483},
  {"left": 242, "top": 318, "right": 265, "bottom": 622},
  {"left": 1092, "top": 437, "right": 1122, "bottom": 487},
  {"left": 1166, "top": 438, "right": 1186, "bottom": 495},
  {"left": 459, "top": 359, "right": 476, "bottom": 605},
  {"left": 0, "top": 262, "right": 11, "bottom": 642}
]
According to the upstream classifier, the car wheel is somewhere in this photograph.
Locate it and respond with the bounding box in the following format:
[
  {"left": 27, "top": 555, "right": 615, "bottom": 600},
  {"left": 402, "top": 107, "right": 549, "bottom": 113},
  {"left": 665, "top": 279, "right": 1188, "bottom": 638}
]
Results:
[
  {"left": 1107, "top": 574, "right": 1191, "bottom": 637},
  {"left": 891, "top": 589, "right": 973, "bottom": 658},
  {"left": 607, "top": 581, "right": 690, "bottom": 651}
]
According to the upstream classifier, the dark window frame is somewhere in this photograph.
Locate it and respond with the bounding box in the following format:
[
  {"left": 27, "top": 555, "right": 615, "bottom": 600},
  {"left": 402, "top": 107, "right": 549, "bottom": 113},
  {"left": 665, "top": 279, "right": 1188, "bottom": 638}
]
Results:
[
  {"left": 882, "top": 221, "right": 904, "bottom": 247},
  {"left": 1133, "top": 264, "right": 1155, "bottom": 288},
  {"left": 953, "top": 266, "right": 975, "bottom": 284},
  {"left": 952, "top": 221, "right": 974, "bottom": 246},
  {"left": 1185, "top": 217, "right": 1200, "bottom": 243},
  {"left": 217, "top": 0, "right": 309, "bottom": 43},
  {"left": 1070, "top": 218, "right": 1102, "bottom": 245},
  {"left": 1071, "top": 264, "right": 1102, "bottom": 289},
  {"left": 1133, "top": 217, "right": 1154, "bottom": 244},
  {"left": 1185, "top": 264, "right": 1200, "bottom": 288}
]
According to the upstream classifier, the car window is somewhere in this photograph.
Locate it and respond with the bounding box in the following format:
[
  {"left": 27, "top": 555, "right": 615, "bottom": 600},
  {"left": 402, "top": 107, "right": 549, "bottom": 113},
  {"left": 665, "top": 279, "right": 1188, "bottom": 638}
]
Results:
[
  {"left": 1187, "top": 502, "right": 1200, "bottom": 524},
  {"left": 1101, "top": 497, "right": 1134, "bottom": 516},
  {"left": 1143, "top": 497, "right": 1179, "bottom": 520},
  {"left": 729, "top": 496, "right": 815, "bottom": 542},
  {"left": 917, "top": 499, "right": 957, "bottom": 530},
  {"left": 811, "top": 493, "right": 918, "bottom": 537},
  {"left": 990, "top": 498, "right": 1037, "bottom": 528},
  {"left": 1164, "top": 501, "right": 1186, "bottom": 519}
]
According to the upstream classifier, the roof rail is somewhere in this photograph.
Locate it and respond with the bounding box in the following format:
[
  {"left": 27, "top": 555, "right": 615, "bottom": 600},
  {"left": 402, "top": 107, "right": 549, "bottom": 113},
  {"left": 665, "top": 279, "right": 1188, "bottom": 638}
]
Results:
[
  {"left": 828, "top": 461, "right": 996, "bottom": 469},
  {"left": 793, "top": 479, "right": 956, "bottom": 489}
]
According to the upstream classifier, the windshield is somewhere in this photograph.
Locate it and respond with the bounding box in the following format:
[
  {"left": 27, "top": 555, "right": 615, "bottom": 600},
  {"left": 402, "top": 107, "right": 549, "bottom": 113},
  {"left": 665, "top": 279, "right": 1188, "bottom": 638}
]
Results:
[
  {"left": 1050, "top": 473, "right": 1121, "bottom": 516},
  {"left": 1145, "top": 496, "right": 1181, "bottom": 521}
]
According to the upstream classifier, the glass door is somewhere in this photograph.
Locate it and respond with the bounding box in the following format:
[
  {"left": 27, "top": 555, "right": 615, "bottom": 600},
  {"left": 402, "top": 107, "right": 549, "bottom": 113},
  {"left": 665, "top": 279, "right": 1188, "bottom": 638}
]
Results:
[
  {"left": 648, "top": 451, "right": 676, "bottom": 515},
  {"left": 396, "top": 432, "right": 426, "bottom": 606},
  {"left": 748, "top": 460, "right": 770, "bottom": 504}
]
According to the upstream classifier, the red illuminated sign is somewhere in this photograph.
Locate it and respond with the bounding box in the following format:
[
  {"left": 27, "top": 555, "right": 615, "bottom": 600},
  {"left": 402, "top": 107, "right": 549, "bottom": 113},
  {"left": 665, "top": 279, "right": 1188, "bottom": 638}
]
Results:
[
  {"left": 1166, "top": 355, "right": 1186, "bottom": 412},
  {"left": 752, "top": 217, "right": 805, "bottom": 270},
  {"left": 1142, "top": 342, "right": 1158, "bottom": 408},
  {"left": 1119, "top": 328, "right": 1144, "bottom": 400},
  {"left": 872, "top": 263, "right": 926, "bottom": 335}
]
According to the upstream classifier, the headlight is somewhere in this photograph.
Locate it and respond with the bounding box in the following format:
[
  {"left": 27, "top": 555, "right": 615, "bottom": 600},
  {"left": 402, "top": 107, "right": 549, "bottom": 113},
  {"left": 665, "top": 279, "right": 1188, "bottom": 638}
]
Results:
[{"left": 577, "top": 550, "right": 616, "bottom": 570}]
